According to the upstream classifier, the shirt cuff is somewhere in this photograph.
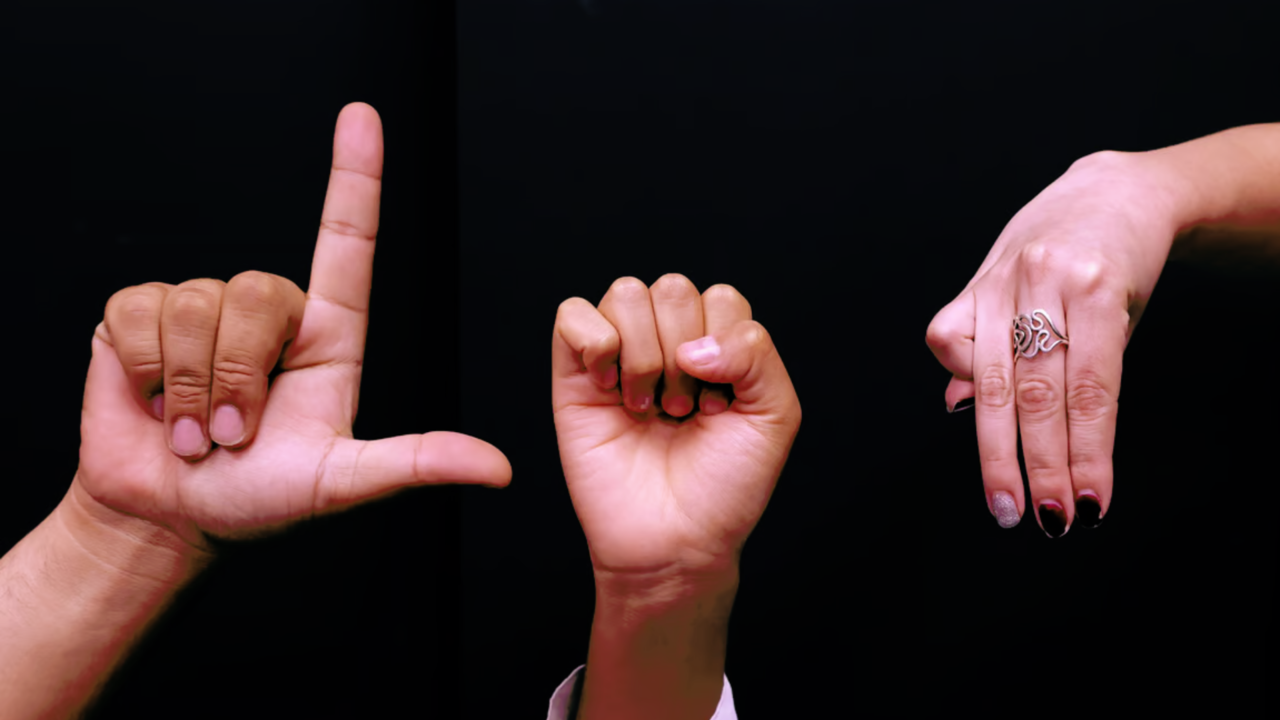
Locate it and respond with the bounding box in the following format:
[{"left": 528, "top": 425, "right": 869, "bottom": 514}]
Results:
[{"left": 546, "top": 665, "right": 737, "bottom": 720}]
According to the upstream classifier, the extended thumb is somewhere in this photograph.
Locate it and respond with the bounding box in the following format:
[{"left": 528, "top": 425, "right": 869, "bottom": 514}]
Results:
[{"left": 314, "top": 432, "right": 513, "bottom": 515}]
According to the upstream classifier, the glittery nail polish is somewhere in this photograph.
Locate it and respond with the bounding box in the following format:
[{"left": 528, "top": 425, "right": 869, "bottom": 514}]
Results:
[
  {"left": 991, "top": 491, "right": 1020, "bottom": 528},
  {"left": 1075, "top": 490, "right": 1104, "bottom": 528},
  {"left": 1037, "top": 500, "right": 1068, "bottom": 538}
]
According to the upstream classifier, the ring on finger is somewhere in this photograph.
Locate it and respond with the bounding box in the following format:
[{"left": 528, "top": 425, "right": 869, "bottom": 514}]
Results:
[{"left": 1012, "top": 308, "right": 1069, "bottom": 362}]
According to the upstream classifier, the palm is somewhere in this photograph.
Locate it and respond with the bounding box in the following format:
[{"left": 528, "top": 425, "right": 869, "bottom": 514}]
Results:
[
  {"left": 78, "top": 345, "right": 361, "bottom": 545},
  {"left": 73, "top": 104, "right": 509, "bottom": 551},
  {"left": 555, "top": 393, "right": 788, "bottom": 573}
]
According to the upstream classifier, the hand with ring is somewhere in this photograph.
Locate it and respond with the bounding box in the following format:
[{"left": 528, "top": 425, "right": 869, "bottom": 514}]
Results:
[
  {"left": 926, "top": 122, "right": 1280, "bottom": 537},
  {"left": 925, "top": 151, "right": 1179, "bottom": 537}
]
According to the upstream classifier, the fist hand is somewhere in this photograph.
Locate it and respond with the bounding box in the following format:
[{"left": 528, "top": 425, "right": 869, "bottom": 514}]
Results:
[
  {"left": 552, "top": 275, "right": 800, "bottom": 582},
  {"left": 74, "top": 103, "right": 511, "bottom": 553}
]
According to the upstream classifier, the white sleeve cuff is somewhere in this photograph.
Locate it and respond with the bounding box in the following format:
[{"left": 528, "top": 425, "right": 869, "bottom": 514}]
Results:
[{"left": 546, "top": 664, "right": 737, "bottom": 720}]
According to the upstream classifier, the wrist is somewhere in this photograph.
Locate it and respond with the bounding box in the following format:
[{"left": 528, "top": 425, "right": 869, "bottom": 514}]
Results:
[
  {"left": 593, "top": 561, "right": 739, "bottom": 621},
  {"left": 579, "top": 566, "right": 737, "bottom": 720},
  {"left": 0, "top": 484, "right": 210, "bottom": 717},
  {"left": 56, "top": 479, "right": 212, "bottom": 596},
  {"left": 1128, "top": 125, "right": 1280, "bottom": 234},
  {"left": 1067, "top": 149, "right": 1189, "bottom": 242}
]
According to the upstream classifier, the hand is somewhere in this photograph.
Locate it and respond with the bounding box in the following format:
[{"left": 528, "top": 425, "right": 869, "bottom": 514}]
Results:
[
  {"left": 925, "top": 151, "right": 1179, "bottom": 536},
  {"left": 552, "top": 274, "right": 801, "bottom": 585},
  {"left": 73, "top": 102, "right": 511, "bottom": 554}
]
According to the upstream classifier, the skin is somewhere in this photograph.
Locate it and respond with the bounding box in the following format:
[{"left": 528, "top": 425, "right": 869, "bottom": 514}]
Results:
[
  {"left": 552, "top": 275, "right": 802, "bottom": 720},
  {"left": 0, "top": 102, "right": 512, "bottom": 718},
  {"left": 926, "top": 123, "right": 1280, "bottom": 536},
  {"left": 1, "top": 101, "right": 797, "bottom": 720}
]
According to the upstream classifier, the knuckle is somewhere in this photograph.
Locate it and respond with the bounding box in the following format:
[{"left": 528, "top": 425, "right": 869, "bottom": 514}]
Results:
[
  {"left": 1024, "top": 458, "right": 1066, "bottom": 479},
  {"left": 320, "top": 217, "right": 375, "bottom": 241},
  {"left": 1016, "top": 375, "right": 1062, "bottom": 417},
  {"left": 555, "top": 297, "right": 596, "bottom": 330},
  {"left": 227, "top": 271, "right": 281, "bottom": 308},
  {"left": 1064, "top": 258, "right": 1106, "bottom": 295},
  {"left": 167, "top": 286, "right": 222, "bottom": 324},
  {"left": 591, "top": 325, "right": 620, "bottom": 353},
  {"left": 925, "top": 315, "right": 961, "bottom": 351},
  {"left": 556, "top": 296, "right": 589, "bottom": 320},
  {"left": 608, "top": 277, "right": 649, "bottom": 303},
  {"left": 313, "top": 439, "right": 352, "bottom": 511},
  {"left": 127, "top": 356, "right": 165, "bottom": 379},
  {"left": 979, "top": 449, "right": 1018, "bottom": 471},
  {"left": 1018, "top": 242, "right": 1055, "bottom": 281},
  {"left": 1062, "top": 256, "right": 1124, "bottom": 302},
  {"left": 213, "top": 353, "right": 264, "bottom": 389},
  {"left": 1066, "top": 375, "right": 1115, "bottom": 421},
  {"left": 649, "top": 273, "right": 697, "bottom": 302},
  {"left": 109, "top": 285, "right": 166, "bottom": 323},
  {"left": 1068, "top": 455, "right": 1111, "bottom": 483},
  {"left": 976, "top": 366, "right": 1015, "bottom": 409},
  {"left": 1070, "top": 149, "right": 1129, "bottom": 175},
  {"left": 739, "top": 320, "right": 772, "bottom": 351},
  {"left": 164, "top": 372, "right": 211, "bottom": 404},
  {"left": 702, "top": 283, "right": 746, "bottom": 307}
]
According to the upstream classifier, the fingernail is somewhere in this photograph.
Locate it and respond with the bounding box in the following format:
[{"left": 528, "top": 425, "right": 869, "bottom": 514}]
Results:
[
  {"left": 600, "top": 365, "right": 618, "bottom": 389},
  {"left": 151, "top": 394, "right": 164, "bottom": 420},
  {"left": 949, "top": 397, "right": 975, "bottom": 413},
  {"left": 702, "top": 396, "right": 728, "bottom": 415},
  {"left": 636, "top": 394, "right": 651, "bottom": 412},
  {"left": 1037, "top": 500, "right": 1069, "bottom": 538},
  {"left": 171, "top": 417, "right": 206, "bottom": 457},
  {"left": 683, "top": 337, "right": 719, "bottom": 366},
  {"left": 665, "top": 395, "right": 693, "bottom": 417},
  {"left": 991, "top": 491, "right": 1020, "bottom": 528},
  {"left": 1075, "top": 490, "right": 1104, "bottom": 528},
  {"left": 211, "top": 405, "right": 245, "bottom": 446}
]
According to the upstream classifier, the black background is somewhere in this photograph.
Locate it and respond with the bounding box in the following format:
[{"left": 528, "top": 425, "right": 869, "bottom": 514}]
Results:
[{"left": 7, "top": 1, "right": 1277, "bottom": 717}]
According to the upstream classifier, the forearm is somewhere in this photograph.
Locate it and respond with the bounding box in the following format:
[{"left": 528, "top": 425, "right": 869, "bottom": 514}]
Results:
[
  {"left": 1135, "top": 123, "right": 1280, "bottom": 261},
  {"left": 0, "top": 483, "right": 208, "bottom": 719},
  {"left": 575, "top": 567, "right": 738, "bottom": 720},
  {"left": 1143, "top": 123, "right": 1280, "bottom": 230}
]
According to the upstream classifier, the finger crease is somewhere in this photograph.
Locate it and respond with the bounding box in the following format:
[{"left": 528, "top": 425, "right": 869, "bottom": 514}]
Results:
[
  {"left": 319, "top": 218, "right": 376, "bottom": 242},
  {"left": 308, "top": 291, "right": 368, "bottom": 316}
]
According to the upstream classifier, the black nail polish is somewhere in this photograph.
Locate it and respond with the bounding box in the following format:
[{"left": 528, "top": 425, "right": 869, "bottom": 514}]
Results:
[
  {"left": 1038, "top": 500, "right": 1068, "bottom": 538},
  {"left": 1075, "top": 492, "right": 1104, "bottom": 528},
  {"left": 949, "top": 397, "right": 974, "bottom": 413}
]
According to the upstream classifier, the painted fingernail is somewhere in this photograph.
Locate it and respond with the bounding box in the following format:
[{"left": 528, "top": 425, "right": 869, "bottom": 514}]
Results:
[
  {"left": 171, "top": 417, "right": 205, "bottom": 457},
  {"left": 211, "top": 404, "right": 245, "bottom": 446},
  {"left": 1037, "top": 500, "right": 1069, "bottom": 538},
  {"left": 1075, "top": 490, "right": 1104, "bottom": 528},
  {"left": 949, "top": 397, "right": 975, "bottom": 413},
  {"left": 665, "top": 395, "right": 693, "bottom": 417},
  {"left": 682, "top": 337, "right": 719, "bottom": 366},
  {"left": 600, "top": 365, "right": 618, "bottom": 389},
  {"left": 636, "top": 394, "right": 651, "bottom": 412},
  {"left": 992, "top": 491, "right": 1020, "bottom": 528}
]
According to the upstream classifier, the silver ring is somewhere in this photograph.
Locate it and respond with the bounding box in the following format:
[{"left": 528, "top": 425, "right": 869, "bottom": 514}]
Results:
[{"left": 1012, "top": 309, "right": 1069, "bottom": 361}]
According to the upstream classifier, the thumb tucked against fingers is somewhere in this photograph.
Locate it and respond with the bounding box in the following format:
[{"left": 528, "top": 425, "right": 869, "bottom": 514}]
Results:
[
  {"left": 946, "top": 375, "right": 977, "bottom": 413},
  {"left": 676, "top": 320, "right": 799, "bottom": 419},
  {"left": 925, "top": 293, "right": 975, "bottom": 379},
  {"left": 314, "top": 432, "right": 512, "bottom": 515}
]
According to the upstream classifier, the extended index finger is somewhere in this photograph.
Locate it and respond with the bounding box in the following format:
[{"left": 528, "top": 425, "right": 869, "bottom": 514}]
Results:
[{"left": 288, "top": 102, "right": 384, "bottom": 369}]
